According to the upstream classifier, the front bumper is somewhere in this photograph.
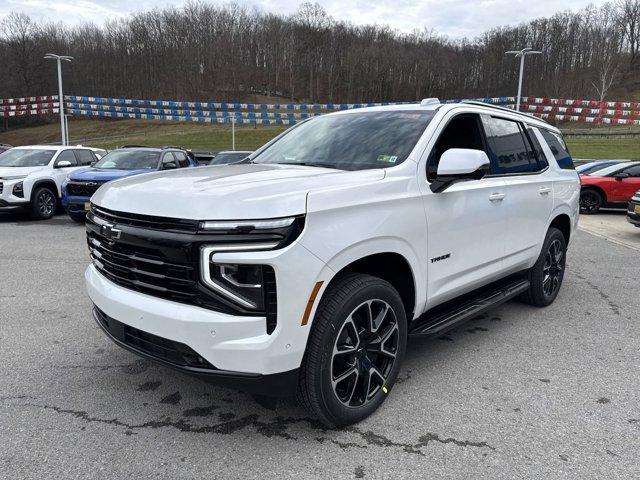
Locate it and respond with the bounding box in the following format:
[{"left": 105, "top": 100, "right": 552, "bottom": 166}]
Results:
[
  {"left": 93, "top": 306, "right": 299, "bottom": 396},
  {"left": 62, "top": 194, "right": 91, "bottom": 211},
  {"left": 85, "top": 233, "right": 328, "bottom": 377},
  {"left": 627, "top": 199, "right": 640, "bottom": 226},
  {"left": 0, "top": 199, "right": 29, "bottom": 211}
]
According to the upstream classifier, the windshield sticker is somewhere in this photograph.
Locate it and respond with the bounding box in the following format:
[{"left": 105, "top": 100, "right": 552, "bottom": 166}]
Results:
[{"left": 377, "top": 155, "right": 398, "bottom": 163}]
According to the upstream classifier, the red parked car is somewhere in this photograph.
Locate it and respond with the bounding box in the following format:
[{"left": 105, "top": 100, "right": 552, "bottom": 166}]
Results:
[{"left": 580, "top": 161, "right": 640, "bottom": 213}]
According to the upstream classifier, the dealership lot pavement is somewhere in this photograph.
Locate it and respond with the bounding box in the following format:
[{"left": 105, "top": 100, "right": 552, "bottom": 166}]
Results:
[{"left": 1, "top": 212, "right": 638, "bottom": 479}]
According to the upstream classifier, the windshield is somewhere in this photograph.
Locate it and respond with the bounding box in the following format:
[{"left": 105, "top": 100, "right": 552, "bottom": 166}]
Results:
[
  {"left": 0, "top": 149, "right": 56, "bottom": 167},
  {"left": 252, "top": 111, "right": 435, "bottom": 171},
  {"left": 589, "top": 162, "right": 634, "bottom": 177},
  {"left": 209, "top": 152, "right": 251, "bottom": 165},
  {"left": 577, "top": 161, "right": 618, "bottom": 174},
  {"left": 93, "top": 150, "right": 160, "bottom": 170}
]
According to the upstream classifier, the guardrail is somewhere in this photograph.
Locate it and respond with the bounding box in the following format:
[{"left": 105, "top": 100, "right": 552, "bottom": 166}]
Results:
[{"left": 2, "top": 94, "right": 639, "bottom": 125}]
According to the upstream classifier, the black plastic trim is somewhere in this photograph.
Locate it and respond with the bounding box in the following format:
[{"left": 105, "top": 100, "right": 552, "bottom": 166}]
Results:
[{"left": 93, "top": 306, "right": 299, "bottom": 396}]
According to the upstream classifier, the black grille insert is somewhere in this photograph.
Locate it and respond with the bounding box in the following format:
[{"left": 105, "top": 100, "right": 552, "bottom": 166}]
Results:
[
  {"left": 67, "top": 181, "right": 105, "bottom": 197},
  {"left": 94, "top": 307, "right": 216, "bottom": 369},
  {"left": 92, "top": 205, "right": 199, "bottom": 233}
]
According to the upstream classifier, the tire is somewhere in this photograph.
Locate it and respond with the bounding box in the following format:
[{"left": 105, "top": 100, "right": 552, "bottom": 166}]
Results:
[
  {"left": 580, "top": 188, "right": 603, "bottom": 214},
  {"left": 297, "top": 273, "right": 407, "bottom": 427},
  {"left": 30, "top": 187, "right": 57, "bottom": 220},
  {"left": 520, "top": 227, "right": 567, "bottom": 307},
  {"left": 68, "top": 211, "right": 87, "bottom": 223}
]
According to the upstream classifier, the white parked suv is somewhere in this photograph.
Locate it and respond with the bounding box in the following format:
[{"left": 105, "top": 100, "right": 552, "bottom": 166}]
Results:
[
  {"left": 0, "top": 145, "right": 99, "bottom": 219},
  {"left": 85, "top": 100, "right": 580, "bottom": 426}
]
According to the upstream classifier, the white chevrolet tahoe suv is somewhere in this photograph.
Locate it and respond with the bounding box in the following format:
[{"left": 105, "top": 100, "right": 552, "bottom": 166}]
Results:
[
  {"left": 0, "top": 145, "right": 99, "bottom": 219},
  {"left": 85, "top": 101, "right": 580, "bottom": 426}
]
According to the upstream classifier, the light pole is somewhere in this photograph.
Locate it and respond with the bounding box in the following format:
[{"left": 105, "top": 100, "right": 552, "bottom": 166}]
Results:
[
  {"left": 505, "top": 48, "right": 542, "bottom": 111},
  {"left": 44, "top": 53, "right": 73, "bottom": 145}
]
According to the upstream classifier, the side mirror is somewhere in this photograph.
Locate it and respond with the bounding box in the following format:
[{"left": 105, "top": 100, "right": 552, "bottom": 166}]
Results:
[
  {"left": 430, "top": 148, "right": 490, "bottom": 193},
  {"left": 613, "top": 172, "right": 630, "bottom": 181},
  {"left": 163, "top": 162, "right": 177, "bottom": 170},
  {"left": 55, "top": 160, "right": 72, "bottom": 168}
]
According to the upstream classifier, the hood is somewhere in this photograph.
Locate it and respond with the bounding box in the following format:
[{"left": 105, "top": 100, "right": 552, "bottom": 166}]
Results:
[
  {"left": 92, "top": 163, "right": 385, "bottom": 220},
  {"left": 0, "top": 166, "right": 46, "bottom": 179},
  {"left": 69, "top": 167, "right": 152, "bottom": 182}
]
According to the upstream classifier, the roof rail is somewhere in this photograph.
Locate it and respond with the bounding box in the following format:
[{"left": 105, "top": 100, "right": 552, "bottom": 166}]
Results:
[
  {"left": 161, "top": 145, "right": 190, "bottom": 151},
  {"left": 460, "top": 100, "right": 549, "bottom": 124}
]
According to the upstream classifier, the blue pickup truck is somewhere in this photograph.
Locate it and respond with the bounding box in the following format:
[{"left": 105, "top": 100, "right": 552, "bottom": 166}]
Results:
[{"left": 62, "top": 146, "right": 197, "bottom": 222}]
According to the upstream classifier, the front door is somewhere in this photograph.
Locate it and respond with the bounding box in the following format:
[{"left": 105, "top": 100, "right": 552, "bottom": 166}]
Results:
[
  {"left": 420, "top": 112, "right": 508, "bottom": 308},
  {"left": 611, "top": 164, "right": 640, "bottom": 202}
]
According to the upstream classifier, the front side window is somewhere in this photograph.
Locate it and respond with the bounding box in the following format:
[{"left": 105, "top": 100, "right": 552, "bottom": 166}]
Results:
[
  {"left": 623, "top": 165, "right": 640, "bottom": 177},
  {"left": 0, "top": 148, "right": 56, "bottom": 167},
  {"left": 483, "top": 117, "right": 538, "bottom": 174},
  {"left": 55, "top": 150, "right": 78, "bottom": 167},
  {"left": 172, "top": 151, "right": 190, "bottom": 168},
  {"left": 93, "top": 150, "right": 160, "bottom": 170},
  {"left": 427, "top": 114, "right": 487, "bottom": 181},
  {"left": 252, "top": 111, "right": 435, "bottom": 171},
  {"left": 540, "top": 129, "right": 574, "bottom": 170}
]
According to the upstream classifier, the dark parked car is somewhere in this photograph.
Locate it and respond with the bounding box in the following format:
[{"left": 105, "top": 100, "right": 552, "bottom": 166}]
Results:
[
  {"left": 0, "top": 144, "right": 12, "bottom": 153},
  {"left": 628, "top": 190, "right": 640, "bottom": 228}
]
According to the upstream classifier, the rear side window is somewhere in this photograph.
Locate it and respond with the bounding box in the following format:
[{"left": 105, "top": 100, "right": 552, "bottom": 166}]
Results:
[
  {"left": 483, "top": 117, "right": 539, "bottom": 174},
  {"left": 74, "top": 149, "right": 96, "bottom": 166},
  {"left": 540, "top": 129, "right": 575, "bottom": 170}
]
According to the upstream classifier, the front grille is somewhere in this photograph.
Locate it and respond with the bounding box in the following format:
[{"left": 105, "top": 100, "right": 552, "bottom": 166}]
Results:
[
  {"left": 92, "top": 205, "right": 199, "bottom": 233},
  {"left": 94, "top": 307, "right": 216, "bottom": 369},
  {"left": 67, "top": 181, "right": 105, "bottom": 197}
]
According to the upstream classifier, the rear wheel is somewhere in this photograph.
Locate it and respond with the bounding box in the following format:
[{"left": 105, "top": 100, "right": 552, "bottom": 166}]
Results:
[
  {"left": 520, "top": 227, "right": 566, "bottom": 307},
  {"left": 580, "top": 189, "right": 603, "bottom": 214},
  {"left": 297, "top": 274, "right": 407, "bottom": 427},
  {"left": 30, "top": 187, "right": 57, "bottom": 220}
]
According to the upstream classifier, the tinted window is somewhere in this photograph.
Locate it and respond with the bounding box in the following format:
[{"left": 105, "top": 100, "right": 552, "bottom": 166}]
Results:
[
  {"left": 623, "top": 165, "right": 640, "bottom": 177},
  {"left": 427, "top": 114, "right": 486, "bottom": 181},
  {"left": 75, "top": 149, "right": 96, "bottom": 166},
  {"left": 0, "top": 149, "right": 56, "bottom": 167},
  {"left": 524, "top": 127, "right": 548, "bottom": 170},
  {"left": 540, "top": 129, "right": 574, "bottom": 170},
  {"left": 56, "top": 150, "right": 78, "bottom": 166},
  {"left": 253, "top": 111, "right": 435, "bottom": 171},
  {"left": 162, "top": 152, "right": 178, "bottom": 168},
  {"left": 484, "top": 117, "right": 537, "bottom": 174},
  {"left": 172, "top": 151, "right": 190, "bottom": 168}
]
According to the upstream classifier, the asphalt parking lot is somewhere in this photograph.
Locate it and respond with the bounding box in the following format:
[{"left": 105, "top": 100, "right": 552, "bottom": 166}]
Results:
[{"left": 1, "top": 211, "right": 639, "bottom": 479}]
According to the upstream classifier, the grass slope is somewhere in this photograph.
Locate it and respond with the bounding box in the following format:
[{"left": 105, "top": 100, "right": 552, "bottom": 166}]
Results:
[{"left": 1, "top": 118, "right": 638, "bottom": 160}]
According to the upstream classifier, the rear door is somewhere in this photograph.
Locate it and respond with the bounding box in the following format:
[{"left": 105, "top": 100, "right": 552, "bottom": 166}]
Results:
[{"left": 481, "top": 116, "right": 554, "bottom": 271}]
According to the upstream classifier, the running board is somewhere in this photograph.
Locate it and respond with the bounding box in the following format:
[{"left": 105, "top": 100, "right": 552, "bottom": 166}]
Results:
[{"left": 409, "top": 278, "right": 530, "bottom": 336}]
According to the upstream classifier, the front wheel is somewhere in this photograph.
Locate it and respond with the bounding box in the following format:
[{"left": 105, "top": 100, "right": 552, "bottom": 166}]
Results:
[
  {"left": 30, "top": 187, "right": 57, "bottom": 220},
  {"left": 297, "top": 273, "right": 407, "bottom": 427},
  {"left": 520, "top": 227, "right": 567, "bottom": 307}
]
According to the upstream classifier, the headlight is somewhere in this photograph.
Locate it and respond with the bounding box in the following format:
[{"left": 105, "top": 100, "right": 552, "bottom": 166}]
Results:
[
  {"left": 200, "top": 243, "right": 278, "bottom": 310},
  {"left": 12, "top": 182, "right": 24, "bottom": 198}
]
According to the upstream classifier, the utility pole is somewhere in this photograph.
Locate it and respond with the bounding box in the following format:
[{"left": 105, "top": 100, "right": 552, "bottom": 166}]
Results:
[
  {"left": 44, "top": 54, "right": 73, "bottom": 145},
  {"left": 505, "top": 48, "right": 542, "bottom": 111}
]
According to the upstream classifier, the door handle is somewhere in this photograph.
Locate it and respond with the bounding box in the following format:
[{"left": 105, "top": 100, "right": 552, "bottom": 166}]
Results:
[
  {"left": 489, "top": 193, "right": 506, "bottom": 202},
  {"left": 538, "top": 186, "right": 551, "bottom": 195}
]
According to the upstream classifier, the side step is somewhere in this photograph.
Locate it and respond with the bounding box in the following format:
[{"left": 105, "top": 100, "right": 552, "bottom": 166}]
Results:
[{"left": 409, "top": 278, "right": 530, "bottom": 336}]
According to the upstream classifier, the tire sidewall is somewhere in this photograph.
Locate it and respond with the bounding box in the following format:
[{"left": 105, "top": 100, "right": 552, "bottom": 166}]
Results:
[
  {"left": 312, "top": 279, "right": 407, "bottom": 426},
  {"left": 529, "top": 228, "right": 567, "bottom": 306},
  {"left": 580, "top": 189, "right": 602, "bottom": 214},
  {"left": 31, "top": 187, "right": 57, "bottom": 220}
]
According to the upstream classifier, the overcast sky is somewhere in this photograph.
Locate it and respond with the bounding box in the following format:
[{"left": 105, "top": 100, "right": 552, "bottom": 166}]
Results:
[{"left": 1, "top": 0, "right": 609, "bottom": 38}]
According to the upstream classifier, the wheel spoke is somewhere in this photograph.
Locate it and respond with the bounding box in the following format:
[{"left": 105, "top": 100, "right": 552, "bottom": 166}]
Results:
[{"left": 332, "top": 364, "right": 358, "bottom": 387}]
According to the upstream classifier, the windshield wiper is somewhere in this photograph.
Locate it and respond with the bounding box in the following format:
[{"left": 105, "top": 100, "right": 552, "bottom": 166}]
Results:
[{"left": 271, "top": 161, "right": 344, "bottom": 170}]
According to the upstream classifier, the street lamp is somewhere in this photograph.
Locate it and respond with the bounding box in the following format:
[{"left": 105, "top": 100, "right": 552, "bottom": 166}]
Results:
[
  {"left": 505, "top": 48, "right": 542, "bottom": 111},
  {"left": 44, "top": 53, "right": 73, "bottom": 146}
]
